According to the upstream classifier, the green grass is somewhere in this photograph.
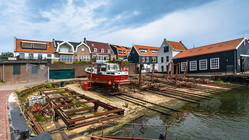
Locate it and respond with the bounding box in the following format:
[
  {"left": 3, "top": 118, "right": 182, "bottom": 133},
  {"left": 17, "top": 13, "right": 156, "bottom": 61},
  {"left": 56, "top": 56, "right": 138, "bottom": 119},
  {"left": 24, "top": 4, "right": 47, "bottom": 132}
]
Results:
[
  {"left": 214, "top": 80, "right": 223, "bottom": 83},
  {"left": 92, "top": 92, "right": 114, "bottom": 102},
  {"left": 81, "top": 104, "right": 87, "bottom": 108},
  {"left": 33, "top": 113, "right": 45, "bottom": 122}
]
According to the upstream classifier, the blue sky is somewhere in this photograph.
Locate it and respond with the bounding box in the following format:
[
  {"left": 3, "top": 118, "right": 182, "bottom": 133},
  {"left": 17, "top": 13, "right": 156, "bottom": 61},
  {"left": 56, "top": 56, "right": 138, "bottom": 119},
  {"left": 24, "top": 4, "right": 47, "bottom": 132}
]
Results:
[{"left": 0, "top": 0, "right": 249, "bottom": 53}]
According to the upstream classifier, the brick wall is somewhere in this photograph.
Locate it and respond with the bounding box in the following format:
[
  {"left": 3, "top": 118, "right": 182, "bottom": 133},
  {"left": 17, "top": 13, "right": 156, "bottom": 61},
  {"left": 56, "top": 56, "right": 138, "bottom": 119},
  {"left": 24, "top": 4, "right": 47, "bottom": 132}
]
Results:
[
  {"left": 47, "top": 63, "right": 137, "bottom": 77},
  {"left": 2, "top": 64, "right": 26, "bottom": 82}
]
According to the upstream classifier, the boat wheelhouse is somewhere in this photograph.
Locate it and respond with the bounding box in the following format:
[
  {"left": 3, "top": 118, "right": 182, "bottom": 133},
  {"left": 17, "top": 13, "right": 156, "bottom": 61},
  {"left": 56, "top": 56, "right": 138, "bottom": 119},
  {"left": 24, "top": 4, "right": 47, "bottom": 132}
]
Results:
[{"left": 85, "top": 63, "right": 130, "bottom": 84}]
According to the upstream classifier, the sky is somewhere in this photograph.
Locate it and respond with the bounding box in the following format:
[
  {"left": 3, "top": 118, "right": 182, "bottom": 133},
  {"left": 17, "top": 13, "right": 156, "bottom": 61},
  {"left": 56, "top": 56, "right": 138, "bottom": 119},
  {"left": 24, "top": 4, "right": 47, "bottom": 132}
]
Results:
[{"left": 0, "top": 0, "right": 249, "bottom": 53}]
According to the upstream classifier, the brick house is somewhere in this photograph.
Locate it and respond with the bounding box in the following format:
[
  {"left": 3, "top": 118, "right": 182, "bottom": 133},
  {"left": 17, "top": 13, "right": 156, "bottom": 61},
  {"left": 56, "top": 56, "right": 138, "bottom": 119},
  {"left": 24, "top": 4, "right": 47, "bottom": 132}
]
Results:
[
  {"left": 84, "top": 38, "right": 115, "bottom": 62},
  {"left": 0, "top": 60, "right": 47, "bottom": 82},
  {"left": 74, "top": 42, "right": 91, "bottom": 61}
]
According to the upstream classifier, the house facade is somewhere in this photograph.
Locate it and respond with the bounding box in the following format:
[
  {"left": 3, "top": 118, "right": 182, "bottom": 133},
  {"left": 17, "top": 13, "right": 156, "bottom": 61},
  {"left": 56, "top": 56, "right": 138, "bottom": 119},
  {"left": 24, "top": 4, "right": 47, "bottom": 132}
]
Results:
[
  {"left": 84, "top": 38, "right": 115, "bottom": 62},
  {"left": 128, "top": 45, "right": 159, "bottom": 72},
  {"left": 109, "top": 44, "right": 131, "bottom": 60},
  {"left": 14, "top": 37, "right": 56, "bottom": 63},
  {"left": 173, "top": 37, "right": 249, "bottom": 75},
  {"left": 157, "top": 39, "right": 187, "bottom": 72}
]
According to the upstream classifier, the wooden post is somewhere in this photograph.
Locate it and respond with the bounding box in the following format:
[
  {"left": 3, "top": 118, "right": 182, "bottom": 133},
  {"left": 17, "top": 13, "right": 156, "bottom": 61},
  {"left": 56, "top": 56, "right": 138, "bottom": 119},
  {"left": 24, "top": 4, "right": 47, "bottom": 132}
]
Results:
[
  {"left": 183, "top": 60, "right": 189, "bottom": 78},
  {"left": 175, "top": 63, "right": 179, "bottom": 85},
  {"left": 170, "top": 62, "right": 174, "bottom": 80},
  {"left": 89, "top": 65, "right": 93, "bottom": 89},
  {"left": 151, "top": 63, "right": 155, "bottom": 83},
  {"left": 120, "top": 60, "right": 123, "bottom": 71},
  {"left": 139, "top": 60, "right": 143, "bottom": 88},
  {"left": 167, "top": 63, "right": 171, "bottom": 80}
]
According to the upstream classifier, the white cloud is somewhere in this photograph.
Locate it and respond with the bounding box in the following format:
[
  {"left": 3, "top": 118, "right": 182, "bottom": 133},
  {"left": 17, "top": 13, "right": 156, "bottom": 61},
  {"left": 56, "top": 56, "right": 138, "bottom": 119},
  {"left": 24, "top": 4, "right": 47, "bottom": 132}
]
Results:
[{"left": 97, "top": 0, "right": 249, "bottom": 48}]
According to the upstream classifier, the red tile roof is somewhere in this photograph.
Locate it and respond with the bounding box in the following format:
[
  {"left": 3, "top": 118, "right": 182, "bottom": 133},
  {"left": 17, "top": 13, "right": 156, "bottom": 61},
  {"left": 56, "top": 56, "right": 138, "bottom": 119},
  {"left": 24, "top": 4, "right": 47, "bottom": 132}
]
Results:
[
  {"left": 85, "top": 40, "right": 114, "bottom": 55},
  {"left": 134, "top": 45, "right": 159, "bottom": 56},
  {"left": 15, "top": 38, "right": 54, "bottom": 53},
  {"left": 110, "top": 44, "right": 131, "bottom": 56},
  {"left": 174, "top": 38, "right": 244, "bottom": 59},
  {"left": 168, "top": 41, "right": 186, "bottom": 50}
]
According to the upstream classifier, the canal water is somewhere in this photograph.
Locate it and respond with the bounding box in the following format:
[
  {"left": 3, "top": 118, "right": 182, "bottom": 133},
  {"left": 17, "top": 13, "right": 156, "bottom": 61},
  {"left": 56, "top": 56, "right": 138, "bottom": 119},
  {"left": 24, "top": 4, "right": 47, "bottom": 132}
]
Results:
[{"left": 114, "top": 86, "right": 249, "bottom": 140}]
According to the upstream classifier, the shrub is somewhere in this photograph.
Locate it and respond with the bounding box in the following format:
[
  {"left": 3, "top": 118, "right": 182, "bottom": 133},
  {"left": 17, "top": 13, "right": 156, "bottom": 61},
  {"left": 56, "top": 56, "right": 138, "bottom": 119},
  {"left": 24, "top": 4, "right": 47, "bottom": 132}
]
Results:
[
  {"left": 54, "top": 61, "right": 66, "bottom": 64},
  {"left": 45, "top": 82, "right": 52, "bottom": 88},
  {"left": 73, "top": 61, "right": 92, "bottom": 64}
]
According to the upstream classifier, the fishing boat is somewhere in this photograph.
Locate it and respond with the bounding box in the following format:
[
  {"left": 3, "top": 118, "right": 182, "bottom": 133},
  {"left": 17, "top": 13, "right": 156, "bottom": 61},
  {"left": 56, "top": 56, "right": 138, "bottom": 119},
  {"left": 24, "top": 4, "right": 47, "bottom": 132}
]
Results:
[{"left": 85, "top": 62, "right": 130, "bottom": 85}]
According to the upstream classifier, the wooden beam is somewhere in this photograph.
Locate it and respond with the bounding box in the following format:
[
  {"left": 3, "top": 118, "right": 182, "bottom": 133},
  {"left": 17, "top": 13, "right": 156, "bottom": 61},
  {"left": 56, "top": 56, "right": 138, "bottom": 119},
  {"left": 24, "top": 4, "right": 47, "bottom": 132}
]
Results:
[
  {"left": 47, "top": 94, "right": 86, "bottom": 100},
  {"left": 55, "top": 100, "right": 99, "bottom": 108},
  {"left": 68, "top": 108, "right": 124, "bottom": 123},
  {"left": 64, "top": 106, "right": 95, "bottom": 114}
]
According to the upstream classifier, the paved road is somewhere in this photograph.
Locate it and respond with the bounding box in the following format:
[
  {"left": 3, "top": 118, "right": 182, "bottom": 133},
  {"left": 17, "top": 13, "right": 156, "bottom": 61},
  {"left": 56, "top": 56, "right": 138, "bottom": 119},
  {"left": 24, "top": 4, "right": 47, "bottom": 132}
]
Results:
[{"left": 0, "top": 90, "right": 12, "bottom": 140}]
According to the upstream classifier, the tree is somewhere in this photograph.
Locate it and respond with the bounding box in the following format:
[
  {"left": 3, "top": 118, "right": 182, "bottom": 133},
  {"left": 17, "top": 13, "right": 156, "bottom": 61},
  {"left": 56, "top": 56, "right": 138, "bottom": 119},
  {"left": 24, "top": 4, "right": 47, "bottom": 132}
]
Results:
[{"left": 0, "top": 52, "right": 14, "bottom": 57}]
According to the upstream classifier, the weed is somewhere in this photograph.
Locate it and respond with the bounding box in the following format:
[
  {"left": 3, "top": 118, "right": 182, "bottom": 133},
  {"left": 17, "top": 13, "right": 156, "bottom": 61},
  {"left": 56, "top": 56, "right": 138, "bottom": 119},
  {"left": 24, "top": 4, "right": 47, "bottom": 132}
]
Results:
[
  {"left": 214, "top": 80, "right": 223, "bottom": 83},
  {"left": 33, "top": 113, "right": 45, "bottom": 122},
  {"left": 91, "top": 92, "right": 114, "bottom": 102},
  {"left": 81, "top": 104, "right": 87, "bottom": 108}
]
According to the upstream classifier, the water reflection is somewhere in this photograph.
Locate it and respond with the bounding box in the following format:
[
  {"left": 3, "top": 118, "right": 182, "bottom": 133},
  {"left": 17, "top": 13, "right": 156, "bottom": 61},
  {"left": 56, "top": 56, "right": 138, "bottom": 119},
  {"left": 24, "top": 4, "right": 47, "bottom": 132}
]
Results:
[{"left": 113, "top": 87, "right": 249, "bottom": 140}]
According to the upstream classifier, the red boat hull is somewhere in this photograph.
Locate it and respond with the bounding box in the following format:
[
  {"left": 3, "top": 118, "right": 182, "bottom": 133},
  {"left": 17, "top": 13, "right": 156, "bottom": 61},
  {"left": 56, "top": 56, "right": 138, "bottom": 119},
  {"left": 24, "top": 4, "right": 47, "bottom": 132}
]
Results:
[{"left": 86, "top": 72, "right": 130, "bottom": 84}]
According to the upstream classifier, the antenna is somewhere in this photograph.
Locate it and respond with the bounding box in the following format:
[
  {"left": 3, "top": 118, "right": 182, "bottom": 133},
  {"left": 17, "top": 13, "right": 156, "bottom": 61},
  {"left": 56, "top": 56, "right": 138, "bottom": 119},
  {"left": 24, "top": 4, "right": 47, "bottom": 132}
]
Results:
[
  {"left": 193, "top": 43, "right": 195, "bottom": 48},
  {"left": 244, "top": 33, "right": 246, "bottom": 45}
]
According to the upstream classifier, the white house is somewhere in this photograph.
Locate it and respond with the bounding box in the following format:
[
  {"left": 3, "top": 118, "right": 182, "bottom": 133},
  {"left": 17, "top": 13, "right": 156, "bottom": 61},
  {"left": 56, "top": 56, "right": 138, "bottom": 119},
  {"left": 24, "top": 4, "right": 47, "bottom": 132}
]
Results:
[{"left": 157, "top": 39, "right": 187, "bottom": 72}]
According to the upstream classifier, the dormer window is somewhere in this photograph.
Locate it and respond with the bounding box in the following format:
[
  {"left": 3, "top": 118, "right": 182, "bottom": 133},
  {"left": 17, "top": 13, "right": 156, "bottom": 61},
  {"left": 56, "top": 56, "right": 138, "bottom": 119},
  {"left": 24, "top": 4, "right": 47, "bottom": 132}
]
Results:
[
  {"left": 101, "top": 49, "right": 104, "bottom": 53},
  {"left": 150, "top": 49, "right": 158, "bottom": 54},
  {"left": 119, "top": 50, "right": 123, "bottom": 54},
  {"left": 81, "top": 48, "right": 84, "bottom": 51},
  {"left": 92, "top": 44, "right": 94, "bottom": 46},
  {"left": 140, "top": 49, "right": 148, "bottom": 53},
  {"left": 94, "top": 48, "right": 97, "bottom": 52},
  {"left": 107, "top": 49, "right": 110, "bottom": 53},
  {"left": 124, "top": 51, "right": 126, "bottom": 54}
]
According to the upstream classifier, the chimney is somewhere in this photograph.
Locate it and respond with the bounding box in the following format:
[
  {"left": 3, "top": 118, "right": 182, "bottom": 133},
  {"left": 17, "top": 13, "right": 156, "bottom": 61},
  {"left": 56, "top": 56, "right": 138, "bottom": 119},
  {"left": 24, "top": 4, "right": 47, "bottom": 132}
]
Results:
[
  {"left": 84, "top": 37, "right": 86, "bottom": 43},
  {"left": 164, "top": 38, "right": 167, "bottom": 41},
  {"left": 179, "top": 41, "right": 182, "bottom": 43}
]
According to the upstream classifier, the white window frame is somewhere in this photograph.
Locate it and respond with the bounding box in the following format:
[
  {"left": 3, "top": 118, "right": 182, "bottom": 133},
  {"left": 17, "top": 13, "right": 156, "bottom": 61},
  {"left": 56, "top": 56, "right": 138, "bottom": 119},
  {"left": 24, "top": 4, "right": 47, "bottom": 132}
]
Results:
[
  {"left": 146, "top": 57, "right": 149, "bottom": 62},
  {"left": 107, "top": 49, "right": 110, "bottom": 53},
  {"left": 78, "top": 55, "right": 82, "bottom": 61},
  {"left": 181, "top": 62, "right": 187, "bottom": 72},
  {"left": 199, "top": 59, "right": 207, "bottom": 70},
  {"left": 189, "top": 60, "right": 197, "bottom": 71},
  {"left": 210, "top": 58, "right": 219, "bottom": 69},
  {"left": 94, "top": 48, "right": 97, "bottom": 52},
  {"left": 81, "top": 48, "right": 84, "bottom": 51},
  {"left": 142, "top": 57, "right": 145, "bottom": 62},
  {"left": 101, "top": 49, "right": 104, "bottom": 53},
  {"left": 152, "top": 57, "right": 156, "bottom": 62}
]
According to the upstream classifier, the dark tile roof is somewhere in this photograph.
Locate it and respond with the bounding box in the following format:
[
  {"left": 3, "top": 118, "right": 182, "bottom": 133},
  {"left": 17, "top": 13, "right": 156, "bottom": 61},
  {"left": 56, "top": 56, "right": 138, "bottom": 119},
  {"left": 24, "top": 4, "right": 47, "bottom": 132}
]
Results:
[
  {"left": 85, "top": 40, "right": 114, "bottom": 55},
  {"left": 54, "top": 40, "right": 81, "bottom": 51},
  {"left": 29, "top": 131, "right": 53, "bottom": 140}
]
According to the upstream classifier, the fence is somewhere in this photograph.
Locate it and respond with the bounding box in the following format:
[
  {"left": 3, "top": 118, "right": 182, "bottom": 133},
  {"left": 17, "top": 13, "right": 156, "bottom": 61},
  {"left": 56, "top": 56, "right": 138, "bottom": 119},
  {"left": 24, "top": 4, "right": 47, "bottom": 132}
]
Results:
[{"left": 26, "top": 63, "right": 49, "bottom": 87}]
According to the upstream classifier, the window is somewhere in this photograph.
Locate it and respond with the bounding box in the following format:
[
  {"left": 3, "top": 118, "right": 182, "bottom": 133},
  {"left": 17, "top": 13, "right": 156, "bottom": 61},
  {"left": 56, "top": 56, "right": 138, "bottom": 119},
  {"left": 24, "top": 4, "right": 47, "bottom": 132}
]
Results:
[
  {"left": 181, "top": 62, "right": 187, "bottom": 71},
  {"left": 124, "top": 51, "right": 126, "bottom": 54},
  {"left": 33, "top": 43, "right": 46, "bottom": 49},
  {"left": 107, "top": 49, "right": 110, "bottom": 53},
  {"left": 146, "top": 57, "right": 149, "bottom": 62},
  {"left": 210, "top": 58, "right": 219, "bottom": 69},
  {"left": 140, "top": 49, "right": 148, "bottom": 53},
  {"left": 118, "top": 50, "right": 123, "bottom": 54},
  {"left": 166, "top": 56, "right": 169, "bottom": 62},
  {"left": 190, "top": 61, "right": 197, "bottom": 71},
  {"left": 100, "top": 65, "right": 106, "bottom": 72},
  {"left": 152, "top": 57, "right": 156, "bottom": 62},
  {"left": 94, "top": 48, "right": 97, "bottom": 52},
  {"left": 161, "top": 66, "right": 164, "bottom": 71},
  {"left": 19, "top": 53, "right": 24, "bottom": 59},
  {"left": 128, "top": 51, "right": 130, "bottom": 54},
  {"left": 47, "top": 54, "right": 51, "bottom": 58},
  {"left": 32, "top": 65, "right": 38, "bottom": 74},
  {"left": 60, "top": 47, "right": 69, "bottom": 53},
  {"left": 161, "top": 57, "right": 164, "bottom": 63},
  {"left": 84, "top": 55, "right": 90, "bottom": 60},
  {"left": 78, "top": 55, "right": 82, "bottom": 61},
  {"left": 13, "top": 65, "right": 20, "bottom": 75},
  {"left": 101, "top": 49, "right": 104, "bottom": 53},
  {"left": 199, "top": 59, "right": 207, "bottom": 70},
  {"left": 150, "top": 50, "right": 158, "bottom": 54},
  {"left": 142, "top": 57, "right": 145, "bottom": 62},
  {"left": 164, "top": 46, "right": 169, "bottom": 53},
  {"left": 29, "top": 53, "right": 33, "bottom": 59},
  {"left": 38, "top": 54, "right": 42, "bottom": 59},
  {"left": 92, "top": 44, "right": 94, "bottom": 46},
  {"left": 60, "top": 55, "right": 73, "bottom": 62},
  {"left": 81, "top": 48, "right": 84, "bottom": 51},
  {"left": 22, "top": 42, "right": 32, "bottom": 48},
  {"left": 93, "top": 55, "right": 96, "bottom": 58}
]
